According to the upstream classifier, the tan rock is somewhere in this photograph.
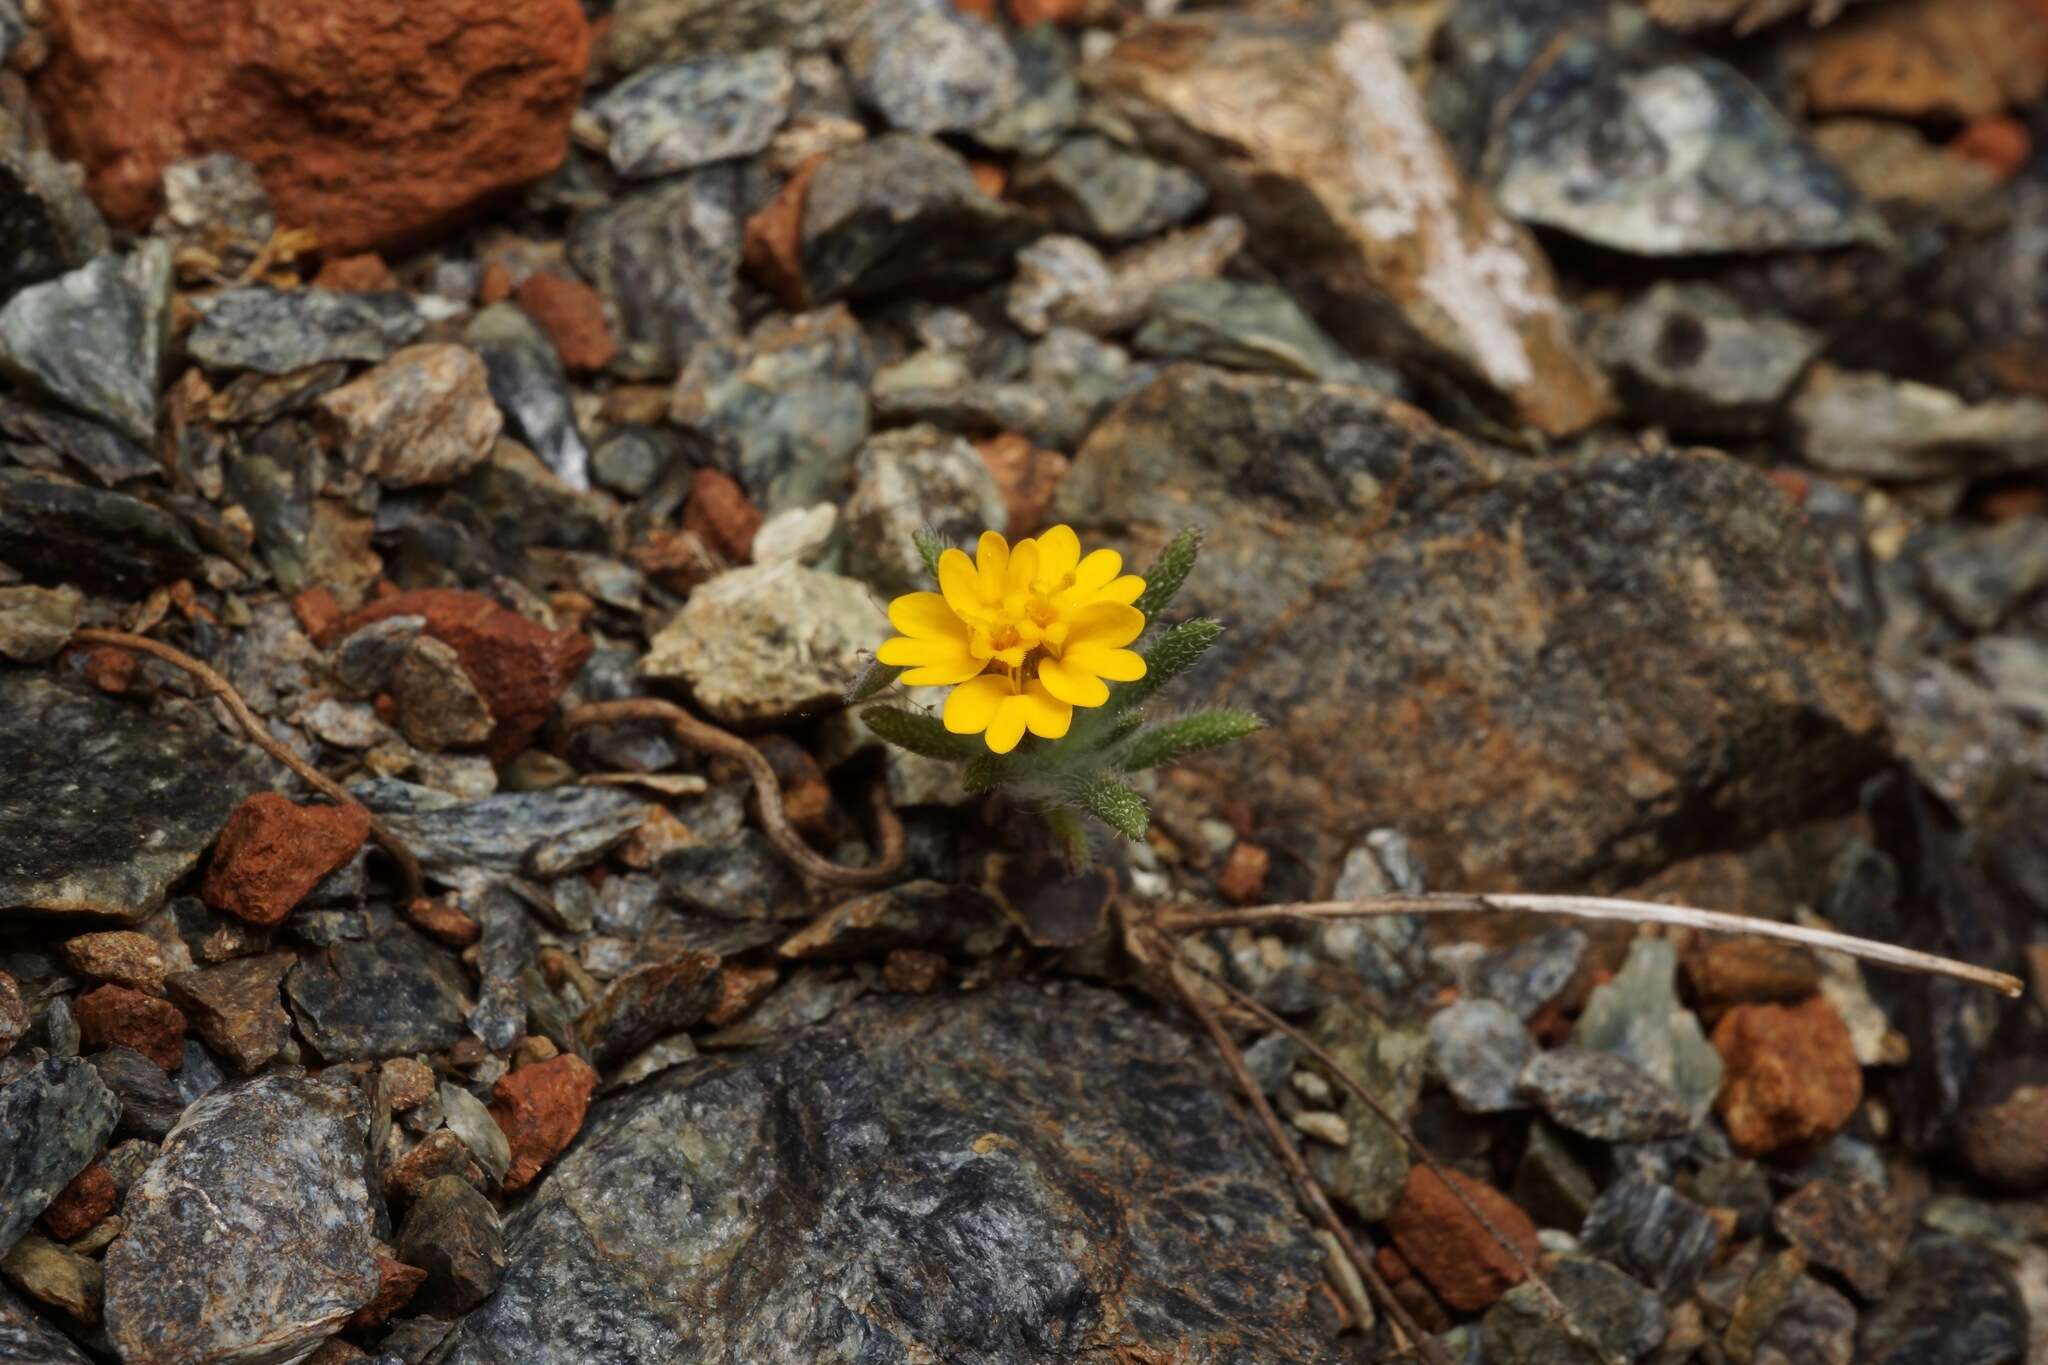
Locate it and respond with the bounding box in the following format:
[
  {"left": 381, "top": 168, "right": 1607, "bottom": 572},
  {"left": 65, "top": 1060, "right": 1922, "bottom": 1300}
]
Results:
[{"left": 316, "top": 344, "right": 502, "bottom": 488}]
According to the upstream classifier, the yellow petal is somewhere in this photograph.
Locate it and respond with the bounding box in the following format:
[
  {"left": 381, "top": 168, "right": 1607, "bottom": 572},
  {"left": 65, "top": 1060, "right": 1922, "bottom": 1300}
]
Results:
[
  {"left": 1020, "top": 682, "right": 1072, "bottom": 739},
  {"left": 1072, "top": 548, "right": 1123, "bottom": 595},
  {"left": 1038, "top": 655, "right": 1109, "bottom": 708},
  {"left": 1035, "top": 525, "right": 1080, "bottom": 585},
  {"left": 1064, "top": 601, "right": 1145, "bottom": 650},
  {"left": 985, "top": 696, "right": 1030, "bottom": 753},
  {"left": 1064, "top": 644, "right": 1146, "bottom": 682},
  {"left": 975, "top": 531, "right": 1010, "bottom": 599},
  {"left": 903, "top": 661, "right": 989, "bottom": 686},
  {"left": 938, "top": 549, "right": 983, "bottom": 617},
  {"left": 887, "top": 591, "right": 967, "bottom": 641},
  {"left": 1007, "top": 537, "right": 1040, "bottom": 595},
  {"left": 943, "top": 673, "right": 1014, "bottom": 734},
  {"left": 1099, "top": 574, "right": 1145, "bottom": 606}
]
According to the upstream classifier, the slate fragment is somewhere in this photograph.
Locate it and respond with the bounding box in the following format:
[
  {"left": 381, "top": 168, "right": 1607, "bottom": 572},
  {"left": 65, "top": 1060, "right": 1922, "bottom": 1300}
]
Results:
[
  {"left": 186, "top": 288, "right": 423, "bottom": 374},
  {"left": 0, "top": 1058, "right": 119, "bottom": 1255},
  {"left": 0, "top": 471, "right": 205, "bottom": 597},
  {"left": 285, "top": 924, "right": 472, "bottom": 1063}
]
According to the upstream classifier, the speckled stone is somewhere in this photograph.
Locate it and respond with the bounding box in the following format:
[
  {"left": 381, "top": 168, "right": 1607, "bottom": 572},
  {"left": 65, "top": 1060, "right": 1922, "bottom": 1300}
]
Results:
[{"left": 0, "top": 1058, "right": 119, "bottom": 1255}]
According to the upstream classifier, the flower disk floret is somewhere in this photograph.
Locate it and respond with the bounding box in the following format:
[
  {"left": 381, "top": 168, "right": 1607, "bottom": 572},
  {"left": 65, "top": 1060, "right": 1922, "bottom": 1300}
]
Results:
[{"left": 876, "top": 526, "right": 1148, "bottom": 754}]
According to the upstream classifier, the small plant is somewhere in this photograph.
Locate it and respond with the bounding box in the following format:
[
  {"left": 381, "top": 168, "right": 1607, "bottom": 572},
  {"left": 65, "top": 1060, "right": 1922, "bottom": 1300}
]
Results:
[{"left": 852, "top": 524, "right": 1261, "bottom": 863}]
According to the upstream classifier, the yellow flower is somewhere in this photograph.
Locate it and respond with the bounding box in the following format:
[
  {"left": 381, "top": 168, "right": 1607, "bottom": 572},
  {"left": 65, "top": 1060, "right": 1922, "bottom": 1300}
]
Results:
[{"left": 877, "top": 526, "right": 1148, "bottom": 754}]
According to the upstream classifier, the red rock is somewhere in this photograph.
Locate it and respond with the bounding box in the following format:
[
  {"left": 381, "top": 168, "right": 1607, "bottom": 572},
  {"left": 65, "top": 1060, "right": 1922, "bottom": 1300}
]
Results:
[
  {"left": 291, "top": 585, "right": 344, "bottom": 646},
  {"left": 314, "top": 252, "right": 398, "bottom": 292},
  {"left": 406, "top": 896, "right": 482, "bottom": 948},
  {"left": 80, "top": 645, "right": 135, "bottom": 694},
  {"left": 706, "top": 964, "right": 779, "bottom": 1027},
  {"left": 682, "top": 468, "right": 763, "bottom": 563},
  {"left": 348, "top": 1252, "right": 428, "bottom": 1331},
  {"left": 1217, "top": 841, "right": 1270, "bottom": 905},
  {"left": 33, "top": 0, "right": 591, "bottom": 253},
  {"left": 952, "top": 0, "right": 999, "bottom": 17},
  {"left": 489, "top": 1054, "right": 598, "bottom": 1192},
  {"left": 969, "top": 161, "right": 1007, "bottom": 198},
  {"left": 385, "top": 1129, "right": 483, "bottom": 1201},
  {"left": 884, "top": 949, "right": 946, "bottom": 994},
  {"left": 975, "top": 433, "right": 1069, "bottom": 537},
  {"left": 75, "top": 984, "right": 187, "bottom": 1072},
  {"left": 41, "top": 1164, "right": 116, "bottom": 1241},
  {"left": 1680, "top": 935, "right": 1819, "bottom": 1014},
  {"left": 202, "top": 793, "right": 371, "bottom": 926},
  {"left": 1009, "top": 0, "right": 1087, "bottom": 22},
  {"left": 1384, "top": 1165, "right": 1539, "bottom": 1312},
  {"left": 1950, "top": 116, "right": 2033, "bottom": 180},
  {"left": 478, "top": 259, "right": 516, "bottom": 305},
  {"left": 1712, "top": 996, "right": 1863, "bottom": 1156},
  {"left": 342, "top": 588, "right": 593, "bottom": 760},
  {"left": 741, "top": 153, "right": 823, "bottom": 311},
  {"left": 1806, "top": 0, "right": 2048, "bottom": 121},
  {"left": 516, "top": 272, "right": 617, "bottom": 373}
]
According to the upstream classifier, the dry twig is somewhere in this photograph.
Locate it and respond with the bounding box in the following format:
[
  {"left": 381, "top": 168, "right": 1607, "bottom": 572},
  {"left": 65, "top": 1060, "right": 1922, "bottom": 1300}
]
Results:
[
  {"left": 72, "top": 627, "right": 426, "bottom": 902},
  {"left": 562, "top": 697, "right": 906, "bottom": 889}
]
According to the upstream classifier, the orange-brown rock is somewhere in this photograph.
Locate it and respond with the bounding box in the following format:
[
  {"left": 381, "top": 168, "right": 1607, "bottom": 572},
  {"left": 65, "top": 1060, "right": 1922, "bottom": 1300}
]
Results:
[
  {"left": 342, "top": 588, "right": 594, "bottom": 759},
  {"left": 81, "top": 646, "right": 135, "bottom": 694},
  {"left": 975, "top": 433, "right": 1069, "bottom": 537},
  {"left": 75, "top": 984, "right": 187, "bottom": 1071},
  {"left": 41, "top": 1164, "right": 116, "bottom": 1241},
  {"left": 1950, "top": 116, "right": 2032, "bottom": 181},
  {"left": 1712, "top": 997, "right": 1863, "bottom": 1156},
  {"left": 348, "top": 1252, "right": 428, "bottom": 1331},
  {"left": 314, "top": 253, "right": 398, "bottom": 292},
  {"left": 488, "top": 1054, "right": 598, "bottom": 1192},
  {"left": 1806, "top": 0, "right": 2048, "bottom": 121},
  {"left": 406, "top": 897, "right": 482, "bottom": 949},
  {"left": 682, "top": 468, "right": 763, "bottom": 563},
  {"left": 1680, "top": 936, "right": 1820, "bottom": 1014},
  {"left": 32, "top": 0, "right": 591, "bottom": 253},
  {"left": 1384, "top": 1165, "right": 1539, "bottom": 1312},
  {"left": 516, "top": 273, "right": 618, "bottom": 373},
  {"left": 61, "top": 931, "right": 170, "bottom": 997},
  {"left": 1217, "top": 841, "right": 1270, "bottom": 905},
  {"left": 291, "top": 586, "right": 345, "bottom": 646},
  {"left": 742, "top": 154, "right": 824, "bottom": 311},
  {"left": 201, "top": 793, "right": 371, "bottom": 927}
]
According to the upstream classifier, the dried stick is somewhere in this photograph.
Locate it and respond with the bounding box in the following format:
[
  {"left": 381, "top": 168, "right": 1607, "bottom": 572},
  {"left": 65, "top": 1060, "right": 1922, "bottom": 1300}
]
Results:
[
  {"left": 562, "top": 698, "right": 906, "bottom": 890},
  {"left": 72, "top": 627, "right": 426, "bottom": 902},
  {"left": 1166, "top": 965, "right": 1453, "bottom": 1365},
  {"left": 1158, "top": 894, "right": 2023, "bottom": 997},
  {"left": 1163, "top": 939, "right": 1631, "bottom": 1361}
]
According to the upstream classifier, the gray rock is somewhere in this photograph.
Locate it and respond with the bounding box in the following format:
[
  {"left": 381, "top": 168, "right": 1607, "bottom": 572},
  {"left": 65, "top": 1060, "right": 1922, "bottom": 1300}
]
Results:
[
  {"left": 186, "top": 288, "right": 423, "bottom": 374},
  {"left": 0, "top": 393, "right": 160, "bottom": 486},
  {"left": 844, "top": 0, "right": 1016, "bottom": 134},
  {"left": 1481, "top": 1257, "right": 1665, "bottom": 1364},
  {"left": 166, "top": 952, "right": 295, "bottom": 1074},
  {"left": 285, "top": 924, "right": 472, "bottom": 1063},
  {"left": 642, "top": 563, "right": 878, "bottom": 724},
  {"left": 1513, "top": 1121, "right": 1599, "bottom": 1232},
  {"left": 1472, "top": 930, "right": 1585, "bottom": 1021},
  {"left": 354, "top": 780, "right": 645, "bottom": 878},
  {"left": 467, "top": 887, "right": 536, "bottom": 1055},
  {"left": 0, "top": 674, "right": 261, "bottom": 922},
  {"left": 1307, "top": 1003, "right": 1427, "bottom": 1221},
  {"left": 0, "top": 1058, "right": 118, "bottom": 1255},
  {"left": 155, "top": 155, "right": 274, "bottom": 265},
  {"left": 589, "top": 425, "right": 673, "bottom": 499},
  {"left": 660, "top": 832, "right": 806, "bottom": 921},
  {"left": 1754, "top": 1274, "right": 1856, "bottom": 1365},
  {"left": 103, "top": 1075, "right": 378, "bottom": 1365},
  {"left": 1519, "top": 1048, "right": 1694, "bottom": 1142},
  {"left": 1919, "top": 518, "right": 2048, "bottom": 633},
  {"left": 1429, "top": 999, "right": 1533, "bottom": 1113},
  {"left": 973, "top": 24, "right": 1080, "bottom": 158},
  {"left": 567, "top": 169, "right": 740, "bottom": 380},
  {"left": 1791, "top": 366, "right": 2048, "bottom": 481},
  {"left": 0, "top": 247, "right": 169, "bottom": 444},
  {"left": 1007, "top": 219, "right": 1246, "bottom": 339},
  {"left": 593, "top": 50, "right": 794, "bottom": 179},
  {"left": 1433, "top": 0, "right": 1882, "bottom": 256},
  {"left": 597, "top": 0, "right": 868, "bottom": 78},
  {"left": 1134, "top": 279, "right": 1391, "bottom": 388},
  {"left": 1014, "top": 135, "right": 1207, "bottom": 243},
  {"left": 841, "top": 425, "right": 1006, "bottom": 595},
  {"left": 800, "top": 135, "right": 1039, "bottom": 304},
  {"left": 439, "top": 1082, "right": 512, "bottom": 1187},
  {"left": 1596, "top": 283, "right": 1823, "bottom": 439},
  {"left": 86, "top": 1046, "right": 185, "bottom": 1141},
  {"left": 1579, "top": 1176, "right": 1720, "bottom": 1298},
  {"left": 670, "top": 305, "right": 872, "bottom": 512},
  {"left": 0, "top": 1278, "right": 90, "bottom": 1363},
  {"left": 1858, "top": 1234, "right": 2025, "bottom": 1365},
  {"left": 0, "top": 585, "right": 80, "bottom": 663},
  {"left": 578, "top": 951, "right": 722, "bottom": 1067},
  {"left": 469, "top": 304, "right": 590, "bottom": 491},
  {"left": 439, "top": 985, "right": 1335, "bottom": 1364},
  {"left": 0, "top": 147, "right": 109, "bottom": 304},
  {"left": 398, "top": 1176, "right": 506, "bottom": 1315},
  {"left": 1056, "top": 365, "right": 1886, "bottom": 891},
  {"left": 1570, "top": 937, "right": 1721, "bottom": 1122}
]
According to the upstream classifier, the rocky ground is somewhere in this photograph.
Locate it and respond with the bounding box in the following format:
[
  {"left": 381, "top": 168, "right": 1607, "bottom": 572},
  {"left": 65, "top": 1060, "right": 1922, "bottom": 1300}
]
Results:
[{"left": 1, "top": 0, "right": 2047, "bottom": 1361}]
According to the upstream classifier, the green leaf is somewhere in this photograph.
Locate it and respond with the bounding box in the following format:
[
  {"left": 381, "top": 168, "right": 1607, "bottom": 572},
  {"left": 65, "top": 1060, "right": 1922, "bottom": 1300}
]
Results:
[
  {"left": 860, "top": 706, "right": 981, "bottom": 762},
  {"left": 1132, "top": 527, "right": 1202, "bottom": 618},
  {"left": 1109, "top": 617, "right": 1222, "bottom": 712},
  {"left": 963, "top": 752, "right": 1009, "bottom": 793},
  {"left": 844, "top": 659, "right": 904, "bottom": 705},
  {"left": 1075, "top": 773, "right": 1149, "bottom": 842},
  {"left": 1119, "top": 709, "right": 1264, "bottom": 771},
  {"left": 912, "top": 528, "right": 946, "bottom": 581},
  {"left": 1043, "top": 805, "right": 1094, "bottom": 869}
]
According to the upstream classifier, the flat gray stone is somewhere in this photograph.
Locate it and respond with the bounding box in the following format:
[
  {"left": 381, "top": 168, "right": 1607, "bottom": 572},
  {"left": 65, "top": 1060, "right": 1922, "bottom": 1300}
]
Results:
[
  {"left": 567, "top": 169, "right": 740, "bottom": 380},
  {"left": 186, "top": 288, "right": 423, "bottom": 375},
  {"left": 593, "top": 50, "right": 794, "bottom": 178},
  {"left": 0, "top": 247, "right": 169, "bottom": 443},
  {"left": 285, "top": 923, "right": 472, "bottom": 1063},
  {"left": 0, "top": 673, "right": 262, "bottom": 921},
  {"left": 103, "top": 1075, "right": 378, "bottom": 1365},
  {"left": 0, "top": 1058, "right": 119, "bottom": 1255},
  {"left": 354, "top": 781, "right": 645, "bottom": 879}
]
